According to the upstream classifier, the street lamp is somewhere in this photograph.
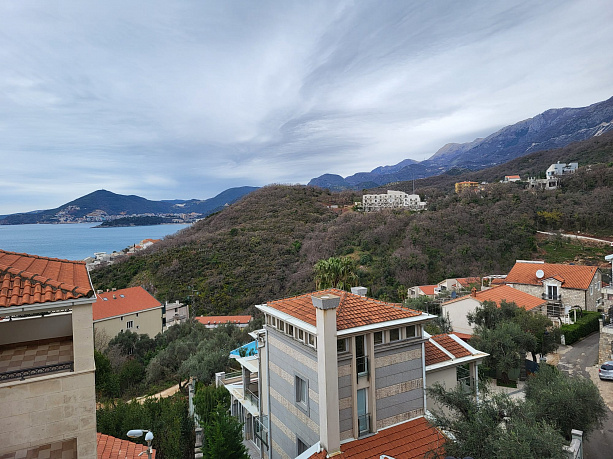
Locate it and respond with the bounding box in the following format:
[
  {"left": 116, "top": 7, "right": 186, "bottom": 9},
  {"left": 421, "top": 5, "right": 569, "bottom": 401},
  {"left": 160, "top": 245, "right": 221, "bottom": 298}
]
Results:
[{"left": 127, "top": 429, "right": 154, "bottom": 459}]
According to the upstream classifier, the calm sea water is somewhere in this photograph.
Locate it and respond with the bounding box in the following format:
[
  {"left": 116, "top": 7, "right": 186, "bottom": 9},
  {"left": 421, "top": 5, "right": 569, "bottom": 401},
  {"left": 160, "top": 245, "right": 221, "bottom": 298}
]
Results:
[{"left": 0, "top": 223, "right": 191, "bottom": 261}]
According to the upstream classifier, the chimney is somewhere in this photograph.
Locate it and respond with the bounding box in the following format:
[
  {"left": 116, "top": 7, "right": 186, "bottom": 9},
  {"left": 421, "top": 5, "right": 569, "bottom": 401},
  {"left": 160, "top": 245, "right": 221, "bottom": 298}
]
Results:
[
  {"left": 312, "top": 293, "right": 341, "bottom": 456},
  {"left": 471, "top": 287, "right": 477, "bottom": 297},
  {"left": 351, "top": 286, "right": 368, "bottom": 297}
]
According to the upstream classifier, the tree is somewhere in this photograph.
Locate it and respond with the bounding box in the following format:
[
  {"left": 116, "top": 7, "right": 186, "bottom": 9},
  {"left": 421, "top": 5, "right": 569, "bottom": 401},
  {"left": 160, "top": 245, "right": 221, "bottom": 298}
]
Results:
[
  {"left": 525, "top": 364, "right": 607, "bottom": 439},
  {"left": 313, "top": 256, "right": 358, "bottom": 290},
  {"left": 427, "top": 383, "right": 567, "bottom": 459},
  {"left": 202, "top": 406, "right": 250, "bottom": 459},
  {"left": 193, "top": 384, "right": 231, "bottom": 427}
]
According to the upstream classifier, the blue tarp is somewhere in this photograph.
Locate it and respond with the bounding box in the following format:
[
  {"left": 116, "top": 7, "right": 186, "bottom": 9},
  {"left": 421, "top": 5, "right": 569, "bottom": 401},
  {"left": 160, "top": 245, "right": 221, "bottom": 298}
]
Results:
[{"left": 230, "top": 340, "right": 258, "bottom": 357}]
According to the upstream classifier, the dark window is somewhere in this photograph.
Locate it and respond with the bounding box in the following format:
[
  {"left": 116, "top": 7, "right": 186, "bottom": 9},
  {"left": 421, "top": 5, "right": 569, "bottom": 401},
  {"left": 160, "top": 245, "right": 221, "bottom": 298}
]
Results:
[
  {"left": 374, "top": 331, "right": 383, "bottom": 345},
  {"left": 297, "top": 438, "right": 309, "bottom": 455},
  {"left": 337, "top": 338, "right": 347, "bottom": 353},
  {"left": 295, "top": 376, "right": 308, "bottom": 405},
  {"left": 406, "top": 325, "right": 416, "bottom": 338},
  {"left": 390, "top": 328, "right": 400, "bottom": 341}
]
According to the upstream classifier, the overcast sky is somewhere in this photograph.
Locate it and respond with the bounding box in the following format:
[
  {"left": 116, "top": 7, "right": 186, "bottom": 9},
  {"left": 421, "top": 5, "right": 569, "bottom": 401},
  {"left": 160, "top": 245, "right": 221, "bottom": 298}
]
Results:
[{"left": 1, "top": 1, "right": 612, "bottom": 214}]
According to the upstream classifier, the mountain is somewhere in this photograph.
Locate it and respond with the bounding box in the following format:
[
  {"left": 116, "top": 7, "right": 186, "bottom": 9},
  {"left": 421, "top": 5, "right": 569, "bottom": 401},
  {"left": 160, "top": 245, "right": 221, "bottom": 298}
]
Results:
[
  {"left": 308, "top": 96, "right": 613, "bottom": 190},
  {"left": 0, "top": 186, "right": 258, "bottom": 225}
]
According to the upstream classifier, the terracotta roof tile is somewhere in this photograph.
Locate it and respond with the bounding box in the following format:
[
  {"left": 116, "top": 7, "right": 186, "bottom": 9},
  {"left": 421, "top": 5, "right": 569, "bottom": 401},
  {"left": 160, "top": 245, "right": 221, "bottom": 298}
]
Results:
[
  {"left": 431, "top": 334, "right": 472, "bottom": 359},
  {"left": 195, "top": 315, "right": 252, "bottom": 325},
  {"left": 455, "top": 277, "right": 481, "bottom": 288},
  {"left": 266, "top": 288, "right": 422, "bottom": 330},
  {"left": 0, "top": 250, "right": 93, "bottom": 308},
  {"left": 444, "top": 285, "right": 546, "bottom": 311},
  {"left": 310, "top": 416, "right": 445, "bottom": 459},
  {"left": 93, "top": 287, "right": 162, "bottom": 321},
  {"left": 418, "top": 285, "right": 437, "bottom": 296},
  {"left": 424, "top": 340, "right": 450, "bottom": 365},
  {"left": 97, "top": 432, "right": 156, "bottom": 458},
  {"left": 505, "top": 262, "right": 597, "bottom": 290}
]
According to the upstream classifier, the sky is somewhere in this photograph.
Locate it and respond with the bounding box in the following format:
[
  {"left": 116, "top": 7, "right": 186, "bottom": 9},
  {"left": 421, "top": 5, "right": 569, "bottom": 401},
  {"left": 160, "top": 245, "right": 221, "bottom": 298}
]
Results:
[{"left": 1, "top": 1, "right": 612, "bottom": 215}]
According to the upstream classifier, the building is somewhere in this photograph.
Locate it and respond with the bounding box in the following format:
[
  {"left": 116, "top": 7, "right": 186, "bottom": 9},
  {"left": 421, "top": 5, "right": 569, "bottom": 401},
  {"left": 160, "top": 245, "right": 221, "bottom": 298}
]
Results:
[
  {"left": 436, "top": 277, "right": 481, "bottom": 293},
  {"left": 0, "top": 250, "right": 97, "bottom": 458},
  {"left": 361, "top": 190, "right": 426, "bottom": 212},
  {"left": 454, "top": 181, "right": 479, "bottom": 194},
  {"left": 407, "top": 284, "right": 438, "bottom": 299},
  {"left": 504, "top": 260, "right": 601, "bottom": 315},
  {"left": 163, "top": 300, "right": 189, "bottom": 331},
  {"left": 93, "top": 287, "right": 163, "bottom": 339},
  {"left": 546, "top": 161, "right": 578, "bottom": 177},
  {"left": 441, "top": 285, "right": 547, "bottom": 335},
  {"left": 195, "top": 315, "right": 253, "bottom": 329},
  {"left": 503, "top": 175, "right": 521, "bottom": 182},
  {"left": 217, "top": 287, "right": 446, "bottom": 459},
  {"left": 97, "top": 433, "right": 156, "bottom": 458},
  {"left": 527, "top": 177, "right": 559, "bottom": 191}
]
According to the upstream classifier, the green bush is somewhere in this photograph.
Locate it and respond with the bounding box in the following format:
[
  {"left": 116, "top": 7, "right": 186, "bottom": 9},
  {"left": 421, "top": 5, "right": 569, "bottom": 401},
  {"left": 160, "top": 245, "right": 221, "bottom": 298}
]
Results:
[{"left": 560, "top": 311, "right": 600, "bottom": 345}]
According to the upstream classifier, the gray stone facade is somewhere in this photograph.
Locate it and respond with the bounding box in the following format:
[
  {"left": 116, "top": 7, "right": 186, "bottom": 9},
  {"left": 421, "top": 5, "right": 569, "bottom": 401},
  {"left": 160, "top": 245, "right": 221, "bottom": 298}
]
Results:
[{"left": 599, "top": 321, "right": 613, "bottom": 364}]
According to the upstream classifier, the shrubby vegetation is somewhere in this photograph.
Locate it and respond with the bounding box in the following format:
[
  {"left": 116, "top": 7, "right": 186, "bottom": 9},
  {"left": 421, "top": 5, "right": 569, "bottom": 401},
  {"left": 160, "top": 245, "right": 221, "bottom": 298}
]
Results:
[{"left": 560, "top": 310, "right": 601, "bottom": 345}]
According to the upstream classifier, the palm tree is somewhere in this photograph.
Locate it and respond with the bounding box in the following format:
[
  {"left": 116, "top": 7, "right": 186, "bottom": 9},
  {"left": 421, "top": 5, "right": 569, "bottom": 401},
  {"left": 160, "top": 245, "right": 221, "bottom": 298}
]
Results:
[{"left": 314, "top": 256, "right": 358, "bottom": 291}]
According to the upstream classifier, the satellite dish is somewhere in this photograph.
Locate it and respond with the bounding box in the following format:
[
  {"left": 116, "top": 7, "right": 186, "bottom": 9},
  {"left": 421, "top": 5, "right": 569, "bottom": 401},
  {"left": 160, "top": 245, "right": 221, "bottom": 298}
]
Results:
[{"left": 536, "top": 269, "right": 544, "bottom": 279}]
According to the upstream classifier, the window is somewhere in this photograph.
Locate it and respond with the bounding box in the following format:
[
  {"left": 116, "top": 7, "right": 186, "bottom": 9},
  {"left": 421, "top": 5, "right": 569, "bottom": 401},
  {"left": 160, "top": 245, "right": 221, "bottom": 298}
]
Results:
[
  {"left": 298, "top": 329, "right": 304, "bottom": 341},
  {"left": 389, "top": 328, "right": 400, "bottom": 342},
  {"left": 278, "top": 319, "right": 285, "bottom": 331},
  {"left": 287, "top": 324, "right": 294, "bottom": 336},
  {"left": 355, "top": 335, "right": 368, "bottom": 376},
  {"left": 374, "top": 331, "right": 383, "bottom": 345},
  {"left": 337, "top": 338, "right": 347, "bottom": 353},
  {"left": 307, "top": 334, "right": 316, "bottom": 348},
  {"left": 357, "top": 388, "right": 369, "bottom": 435},
  {"left": 297, "top": 438, "right": 309, "bottom": 456},
  {"left": 136, "top": 313, "right": 139, "bottom": 317},
  {"left": 126, "top": 320, "right": 134, "bottom": 329},
  {"left": 295, "top": 375, "right": 308, "bottom": 407},
  {"left": 405, "top": 325, "right": 417, "bottom": 338},
  {"left": 120, "top": 316, "right": 124, "bottom": 321}
]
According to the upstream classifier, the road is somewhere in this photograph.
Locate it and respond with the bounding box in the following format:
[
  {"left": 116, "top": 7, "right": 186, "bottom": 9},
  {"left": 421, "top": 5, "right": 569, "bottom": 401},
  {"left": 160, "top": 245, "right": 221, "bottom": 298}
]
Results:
[{"left": 557, "top": 332, "right": 613, "bottom": 459}]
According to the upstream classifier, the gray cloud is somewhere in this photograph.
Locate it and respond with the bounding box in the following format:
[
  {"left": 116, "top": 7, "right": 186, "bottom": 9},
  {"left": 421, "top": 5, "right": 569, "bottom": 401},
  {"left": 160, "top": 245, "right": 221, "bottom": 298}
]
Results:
[{"left": 0, "top": 0, "right": 612, "bottom": 213}]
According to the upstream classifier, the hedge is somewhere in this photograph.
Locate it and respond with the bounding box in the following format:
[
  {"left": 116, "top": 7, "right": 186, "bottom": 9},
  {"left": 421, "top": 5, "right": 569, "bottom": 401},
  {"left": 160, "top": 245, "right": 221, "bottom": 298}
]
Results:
[{"left": 560, "top": 311, "right": 600, "bottom": 345}]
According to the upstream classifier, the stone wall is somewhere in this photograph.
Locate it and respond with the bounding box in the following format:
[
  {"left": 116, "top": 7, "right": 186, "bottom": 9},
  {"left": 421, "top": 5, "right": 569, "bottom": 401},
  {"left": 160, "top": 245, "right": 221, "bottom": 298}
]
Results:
[{"left": 598, "top": 320, "right": 613, "bottom": 364}]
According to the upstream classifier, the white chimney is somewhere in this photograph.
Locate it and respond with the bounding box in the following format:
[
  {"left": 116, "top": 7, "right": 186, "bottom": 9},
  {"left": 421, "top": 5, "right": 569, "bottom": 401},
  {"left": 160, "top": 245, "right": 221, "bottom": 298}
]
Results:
[
  {"left": 351, "top": 286, "right": 368, "bottom": 297},
  {"left": 312, "top": 293, "right": 341, "bottom": 456}
]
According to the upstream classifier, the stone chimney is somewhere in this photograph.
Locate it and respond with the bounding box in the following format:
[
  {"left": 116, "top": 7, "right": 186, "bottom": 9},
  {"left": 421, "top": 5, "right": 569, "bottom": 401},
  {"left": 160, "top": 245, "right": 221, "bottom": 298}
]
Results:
[
  {"left": 312, "top": 293, "right": 341, "bottom": 456},
  {"left": 351, "top": 286, "right": 368, "bottom": 297},
  {"left": 471, "top": 287, "right": 477, "bottom": 297}
]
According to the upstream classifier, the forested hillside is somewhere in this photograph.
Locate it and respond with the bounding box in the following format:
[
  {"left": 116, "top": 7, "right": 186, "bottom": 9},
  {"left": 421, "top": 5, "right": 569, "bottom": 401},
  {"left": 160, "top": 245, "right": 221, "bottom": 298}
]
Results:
[{"left": 90, "top": 133, "right": 613, "bottom": 315}]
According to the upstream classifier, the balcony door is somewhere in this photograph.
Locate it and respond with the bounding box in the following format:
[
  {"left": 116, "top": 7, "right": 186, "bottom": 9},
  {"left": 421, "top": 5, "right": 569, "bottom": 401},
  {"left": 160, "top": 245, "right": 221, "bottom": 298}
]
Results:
[
  {"left": 547, "top": 285, "right": 558, "bottom": 300},
  {"left": 357, "top": 388, "right": 369, "bottom": 435}
]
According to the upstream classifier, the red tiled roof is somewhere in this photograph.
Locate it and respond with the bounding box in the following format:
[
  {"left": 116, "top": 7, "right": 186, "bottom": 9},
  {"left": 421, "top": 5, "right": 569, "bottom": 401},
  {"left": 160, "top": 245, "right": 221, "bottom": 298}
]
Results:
[
  {"left": 266, "top": 288, "right": 422, "bottom": 330},
  {"left": 444, "top": 285, "right": 546, "bottom": 311},
  {"left": 455, "top": 277, "right": 480, "bottom": 288},
  {"left": 505, "top": 261, "right": 597, "bottom": 290},
  {"left": 453, "top": 332, "right": 473, "bottom": 341},
  {"left": 195, "top": 315, "right": 252, "bottom": 325},
  {"left": 310, "top": 416, "right": 445, "bottom": 459},
  {"left": 424, "top": 334, "right": 475, "bottom": 366},
  {"left": 93, "top": 286, "right": 162, "bottom": 321},
  {"left": 0, "top": 250, "right": 93, "bottom": 308},
  {"left": 424, "top": 340, "right": 449, "bottom": 366},
  {"left": 418, "top": 285, "right": 437, "bottom": 296},
  {"left": 97, "top": 433, "right": 156, "bottom": 458}
]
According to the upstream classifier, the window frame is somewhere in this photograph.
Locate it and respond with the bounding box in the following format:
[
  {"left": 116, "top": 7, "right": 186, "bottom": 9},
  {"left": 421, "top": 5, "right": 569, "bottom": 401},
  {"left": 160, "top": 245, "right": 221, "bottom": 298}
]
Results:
[
  {"left": 126, "top": 320, "right": 134, "bottom": 329},
  {"left": 295, "top": 374, "right": 309, "bottom": 413},
  {"left": 389, "top": 328, "right": 400, "bottom": 342}
]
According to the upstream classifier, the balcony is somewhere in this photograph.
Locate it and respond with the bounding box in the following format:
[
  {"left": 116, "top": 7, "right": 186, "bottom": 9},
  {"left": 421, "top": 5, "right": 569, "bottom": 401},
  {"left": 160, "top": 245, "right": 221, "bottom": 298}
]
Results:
[
  {"left": 219, "top": 370, "right": 260, "bottom": 416},
  {"left": 254, "top": 415, "right": 269, "bottom": 448},
  {"left": 542, "top": 293, "right": 562, "bottom": 302},
  {"left": 0, "top": 337, "right": 74, "bottom": 383}
]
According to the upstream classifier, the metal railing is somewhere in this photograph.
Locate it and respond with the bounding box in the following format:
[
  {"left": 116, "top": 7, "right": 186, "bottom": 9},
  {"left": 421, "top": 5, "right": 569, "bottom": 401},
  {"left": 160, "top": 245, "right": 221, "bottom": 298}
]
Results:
[
  {"left": 542, "top": 293, "right": 562, "bottom": 301},
  {"left": 0, "top": 361, "right": 74, "bottom": 382},
  {"left": 358, "top": 413, "right": 370, "bottom": 436},
  {"left": 254, "top": 415, "right": 269, "bottom": 448},
  {"left": 245, "top": 388, "right": 259, "bottom": 407},
  {"left": 356, "top": 356, "right": 369, "bottom": 377}
]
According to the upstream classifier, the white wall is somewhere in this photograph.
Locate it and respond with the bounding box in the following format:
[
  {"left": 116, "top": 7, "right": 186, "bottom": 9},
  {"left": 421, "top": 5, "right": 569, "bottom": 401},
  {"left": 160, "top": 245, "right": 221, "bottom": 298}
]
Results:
[
  {"left": 441, "top": 297, "right": 480, "bottom": 335},
  {"left": 0, "top": 313, "right": 72, "bottom": 345}
]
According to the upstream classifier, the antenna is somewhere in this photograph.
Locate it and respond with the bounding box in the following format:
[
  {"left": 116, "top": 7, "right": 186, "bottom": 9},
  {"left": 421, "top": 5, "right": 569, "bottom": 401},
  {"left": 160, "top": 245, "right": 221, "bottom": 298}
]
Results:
[{"left": 536, "top": 269, "right": 544, "bottom": 279}]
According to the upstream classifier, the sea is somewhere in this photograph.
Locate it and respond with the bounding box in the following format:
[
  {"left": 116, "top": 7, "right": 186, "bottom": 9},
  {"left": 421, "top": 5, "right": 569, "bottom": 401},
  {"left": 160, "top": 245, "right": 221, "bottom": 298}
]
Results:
[{"left": 0, "top": 223, "right": 191, "bottom": 261}]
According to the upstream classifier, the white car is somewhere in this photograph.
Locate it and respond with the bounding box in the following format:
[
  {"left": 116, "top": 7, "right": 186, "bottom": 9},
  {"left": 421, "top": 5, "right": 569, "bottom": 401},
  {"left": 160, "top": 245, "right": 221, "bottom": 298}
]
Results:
[{"left": 599, "top": 361, "right": 613, "bottom": 381}]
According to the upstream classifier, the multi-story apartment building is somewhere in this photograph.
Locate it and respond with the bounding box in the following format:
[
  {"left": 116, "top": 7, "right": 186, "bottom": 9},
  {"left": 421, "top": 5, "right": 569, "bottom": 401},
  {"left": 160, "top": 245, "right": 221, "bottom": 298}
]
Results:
[
  {"left": 0, "top": 250, "right": 97, "bottom": 458},
  {"left": 361, "top": 190, "right": 425, "bottom": 212},
  {"left": 546, "top": 161, "right": 578, "bottom": 177},
  {"left": 218, "top": 287, "right": 446, "bottom": 459}
]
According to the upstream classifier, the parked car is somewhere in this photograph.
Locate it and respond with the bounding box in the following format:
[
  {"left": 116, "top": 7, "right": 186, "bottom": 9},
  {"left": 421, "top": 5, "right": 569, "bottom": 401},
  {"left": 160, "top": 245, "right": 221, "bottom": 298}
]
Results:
[{"left": 599, "top": 361, "right": 613, "bottom": 380}]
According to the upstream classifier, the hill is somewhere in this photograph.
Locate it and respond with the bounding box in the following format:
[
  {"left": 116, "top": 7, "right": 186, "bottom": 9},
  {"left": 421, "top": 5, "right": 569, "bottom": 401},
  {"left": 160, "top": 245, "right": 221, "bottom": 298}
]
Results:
[
  {"left": 90, "top": 134, "right": 613, "bottom": 315},
  {"left": 309, "top": 96, "right": 613, "bottom": 190}
]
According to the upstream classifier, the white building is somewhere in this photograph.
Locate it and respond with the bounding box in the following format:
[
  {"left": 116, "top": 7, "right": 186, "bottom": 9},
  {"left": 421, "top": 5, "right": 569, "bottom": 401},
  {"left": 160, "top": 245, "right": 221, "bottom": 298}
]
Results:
[
  {"left": 546, "top": 161, "right": 578, "bottom": 177},
  {"left": 362, "top": 190, "right": 425, "bottom": 212}
]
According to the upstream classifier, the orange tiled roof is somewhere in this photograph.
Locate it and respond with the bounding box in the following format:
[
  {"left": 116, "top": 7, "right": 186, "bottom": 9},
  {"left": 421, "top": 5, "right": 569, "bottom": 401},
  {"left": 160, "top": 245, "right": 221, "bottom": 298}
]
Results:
[
  {"left": 425, "top": 334, "right": 474, "bottom": 366},
  {"left": 453, "top": 332, "right": 473, "bottom": 341},
  {"left": 195, "top": 315, "right": 252, "bottom": 325},
  {"left": 0, "top": 250, "right": 93, "bottom": 308},
  {"left": 424, "top": 340, "right": 449, "bottom": 366},
  {"left": 266, "top": 288, "right": 422, "bottom": 330},
  {"left": 444, "top": 285, "right": 546, "bottom": 311},
  {"left": 418, "top": 285, "right": 437, "bottom": 296},
  {"left": 309, "top": 416, "right": 445, "bottom": 459},
  {"left": 455, "top": 277, "right": 480, "bottom": 288},
  {"left": 93, "top": 286, "right": 162, "bottom": 321},
  {"left": 97, "top": 433, "right": 156, "bottom": 458},
  {"left": 505, "top": 262, "right": 598, "bottom": 290}
]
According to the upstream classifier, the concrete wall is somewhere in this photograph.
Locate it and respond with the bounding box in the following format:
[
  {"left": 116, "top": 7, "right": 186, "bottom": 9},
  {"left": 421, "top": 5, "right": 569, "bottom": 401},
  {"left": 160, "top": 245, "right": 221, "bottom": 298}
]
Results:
[
  {"left": 93, "top": 307, "right": 162, "bottom": 340},
  {"left": 442, "top": 297, "right": 480, "bottom": 335},
  {"left": 337, "top": 358, "right": 353, "bottom": 441},
  {"left": 0, "top": 313, "right": 72, "bottom": 346},
  {"left": 425, "top": 367, "right": 457, "bottom": 412},
  {"left": 373, "top": 342, "right": 424, "bottom": 430},
  {"left": 267, "top": 328, "right": 319, "bottom": 459}
]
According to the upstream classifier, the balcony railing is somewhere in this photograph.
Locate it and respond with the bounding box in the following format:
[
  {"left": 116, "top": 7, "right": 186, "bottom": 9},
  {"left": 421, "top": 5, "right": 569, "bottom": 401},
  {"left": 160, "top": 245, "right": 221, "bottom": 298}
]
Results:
[
  {"left": 356, "top": 356, "right": 369, "bottom": 378},
  {"left": 542, "top": 293, "right": 562, "bottom": 302},
  {"left": 358, "top": 413, "right": 371, "bottom": 436},
  {"left": 254, "top": 415, "right": 269, "bottom": 448},
  {"left": 0, "top": 361, "right": 74, "bottom": 382},
  {"left": 245, "top": 388, "right": 259, "bottom": 407}
]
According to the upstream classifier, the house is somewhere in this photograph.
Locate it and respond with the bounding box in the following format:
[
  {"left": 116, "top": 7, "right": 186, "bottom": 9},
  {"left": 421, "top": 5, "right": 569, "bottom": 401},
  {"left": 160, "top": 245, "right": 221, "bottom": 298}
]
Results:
[
  {"left": 216, "top": 288, "right": 446, "bottom": 459},
  {"left": 362, "top": 190, "right": 426, "bottom": 212},
  {"left": 503, "top": 175, "right": 521, "bottom": 182},
  {"left": 408, "top": 284, "right": 438, "bottom": 298},
  {"left": 527, "top": 177, "right": 559, "bottom": 191},
  {"left": 195, "top": 315, "right": 253, "bottom": 329},
  {"left": 546, "top": 161, "right": 578, "bottom": 177},
  {"left": 441, "top": 285, "right": 547, "bottom": 335},
  {"left": 93, "top": 286, "right": 163, "bottom": 339},
  {"left": 504, "top": 260, "right": 601, "bottom": 315},
  {"left": 97, "top": 433, "right": 156, "bottom": 458},
  {"left": 437, "top": 277, "right": 481, "bottom": 293},
  {"left": 0, "top": 250, "right": 97, "bottom": 458},
  {"left": 424, "top": 332, "right": 488, "bottom": 411},
  {"left": 454, "top": 181, "right": 479, "bottom": 194},
  {"left": 163, "top": 300, "right": 189, "bottom": 330}
]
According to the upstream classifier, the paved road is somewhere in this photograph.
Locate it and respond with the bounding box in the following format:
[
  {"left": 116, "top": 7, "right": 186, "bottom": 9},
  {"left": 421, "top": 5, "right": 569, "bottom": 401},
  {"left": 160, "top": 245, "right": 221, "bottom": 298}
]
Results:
[{"left": 557, "top": 332, "right": 613, "bottom": 459}]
